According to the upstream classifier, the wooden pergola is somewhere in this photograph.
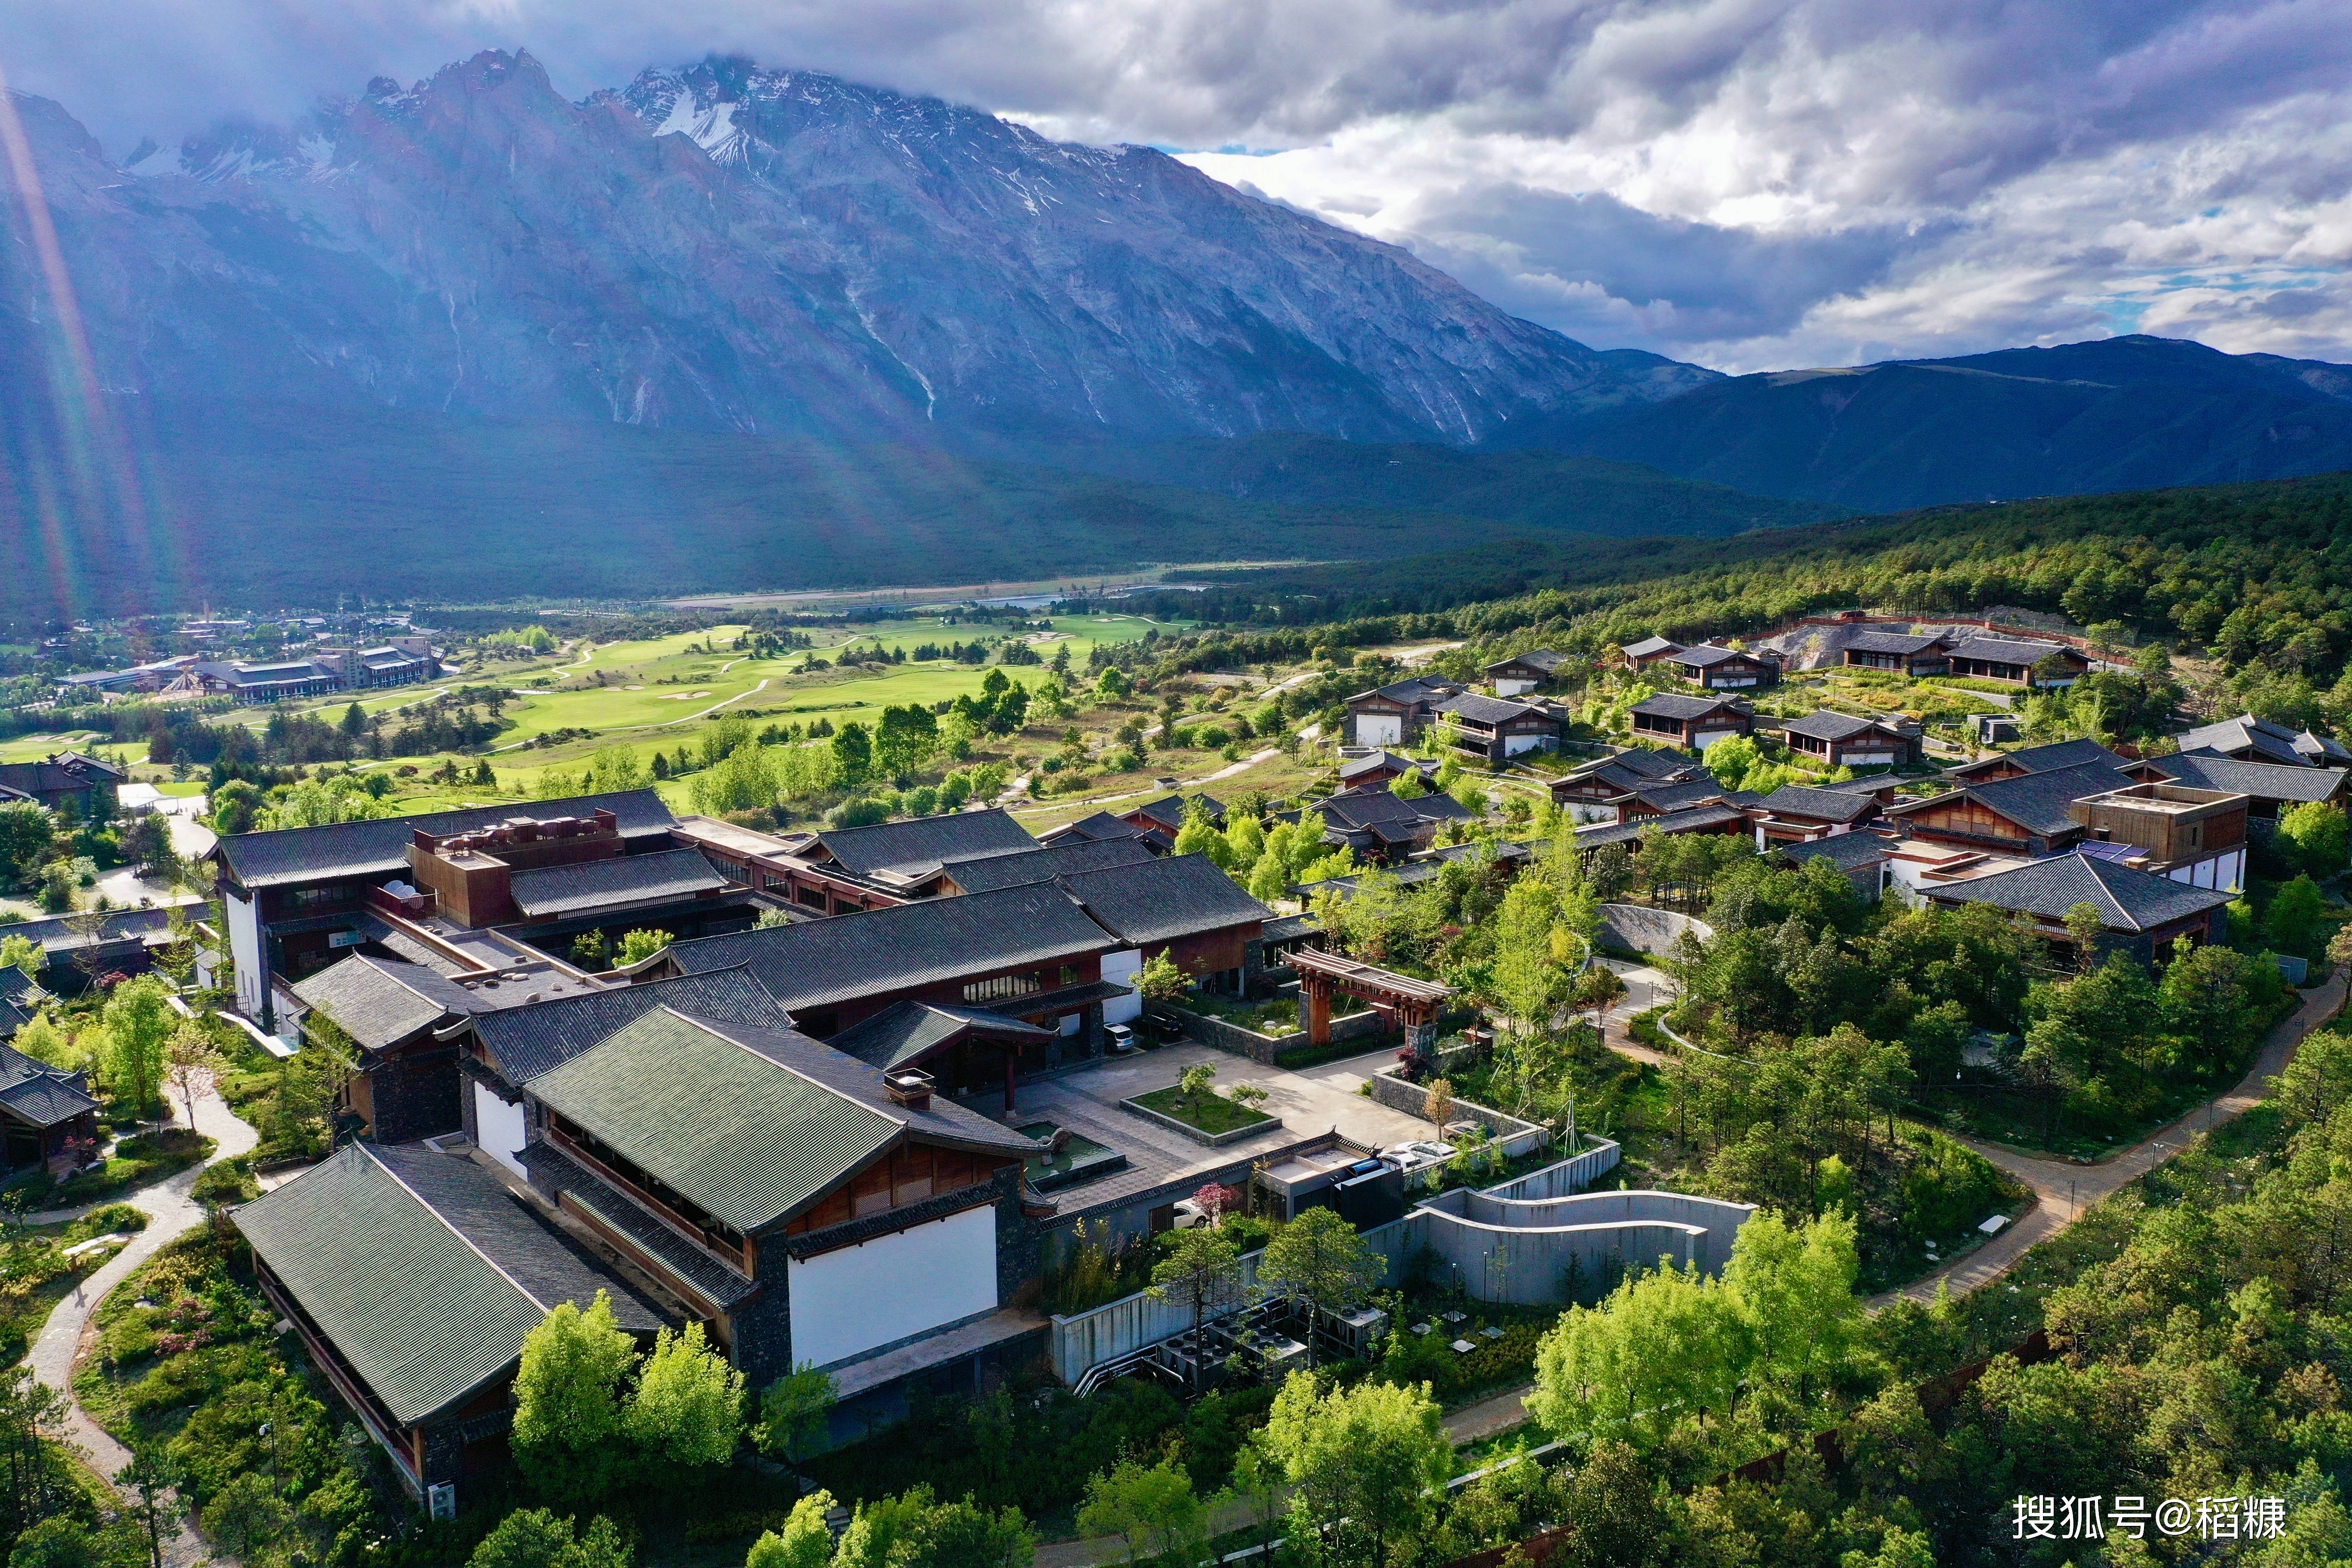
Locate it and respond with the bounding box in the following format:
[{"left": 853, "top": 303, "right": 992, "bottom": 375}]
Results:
[{"left": 1288, "top": 947, "right": 1453, "bottom": 1054}]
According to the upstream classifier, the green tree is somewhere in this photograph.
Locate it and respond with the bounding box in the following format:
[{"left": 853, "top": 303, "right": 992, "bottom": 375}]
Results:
[
  {"left": 512, "top": 1293, "right": 638, "bottom": 1509},
  {"left": 1388, "top": 769, "right": 1428, "bottom": 800},
  {"left": 1135, "top": 952, "right": 1188, "bottom": 1003},
  {"left": 8, "top": 1519, "right": 95, "bottom": 1568},
  {"left": 0, "top": 802, "right": 53, "bottom": 886},
  {"left": 626, "top": 1322, "right": 745, "bottom": 1476},
  {"left": 100, "top": 977, "right": 175, "bottom": 1121},
  {"left": 1258, "top": 1208, "right": 1383, "bottom": 1364},
  {"left": 469, "top": 1510, "right": 633, "bottom": 1568},
  {"left": 756, "top": 1366, "right": 839, "bottom": 1479},
  {"left": 208, "top": 781, "right": 262, "bottom": 836},
  {"left": 1173, "top": 801, "right": 1223, "bottom": 864},
  {"left": 831, "top": 722, "right": 874, "bottom": 787},
  {"left": 1261, "top": 1372, "right": 1450, "bottom": 1568},
  {"left": 203, "top": 1473, "right": 291, "bottom": 1558},
  {"left": 1724, "top": 1208, "right": 1863, "bottom": 1430},
  {"left": 0, "top": 935, "right": 41, "bottom": 998},
  {"left": 2280, "top": 801, "right": 2352, "bottom": 875},
  {"left": 747, "top": 1493, "right": 837, "bottom": 1568},
  {"left": 616, "top": 929, "right": 673, "bottom": 967},
  {"left": 1097, "top": 666, "right": 1131, "bottom": 699},
  {"left": 1147, "top": 1228, "right": 1246, "bottom": 1367},
  {"left": 1490, "top": 876, "right": 1569, "bottom": 1040},
  {"left": 112, "top": 1451, "right": 182, "bottom": 1568},
  {"left": 1078, "top": 1460, "right": 1208, "bottom": 1568},
  {"left": 834, "top": 1487, "right": 1033, "bottom": 1568},
  {"left": 1224, "top": 811, "right": 1265, "bottom": 869},
  {"left": 2268, "top": 874, "right": 2330, "bottom": 957},
  {"left": 1555, "top": 1440, "right": 1663, "bottom": 1568}
]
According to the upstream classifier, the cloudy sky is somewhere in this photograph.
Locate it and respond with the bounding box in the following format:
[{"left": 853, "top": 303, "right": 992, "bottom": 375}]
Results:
[{"left": 3, "top": 0, "right": 2349, "bottom": 372}]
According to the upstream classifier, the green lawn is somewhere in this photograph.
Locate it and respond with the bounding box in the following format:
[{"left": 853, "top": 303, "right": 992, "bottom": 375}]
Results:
[{"left": 1131, "top": 1084, "right": 1279, "bottom": 1135}]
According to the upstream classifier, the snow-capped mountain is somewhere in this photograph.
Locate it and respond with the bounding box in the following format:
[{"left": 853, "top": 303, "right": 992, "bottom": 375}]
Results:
[{"left": 0, "top": 50, "right": 1712, "bottom": 449}]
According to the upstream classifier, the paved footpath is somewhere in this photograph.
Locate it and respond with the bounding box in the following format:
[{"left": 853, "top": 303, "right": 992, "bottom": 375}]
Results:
[{"left": 27, "top": 1087, "right": 259, "bottom": 1565}]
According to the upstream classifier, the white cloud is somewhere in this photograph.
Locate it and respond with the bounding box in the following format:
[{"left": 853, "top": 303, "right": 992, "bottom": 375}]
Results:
[{"left": 1, "top": 0, "right": 2348, "bottom": 368}]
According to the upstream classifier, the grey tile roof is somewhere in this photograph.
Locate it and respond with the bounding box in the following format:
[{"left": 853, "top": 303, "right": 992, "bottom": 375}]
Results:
[
  {"left": 1773, "top": 833, "right": 1892, "bottom": 871},
  {"left": 506, "top": 848, "right": 729, "bottom": 918},
  {"left": 1925, "top": 851, "right": 2233, "bottom": 932},
  {"left": 1780, "top": 711, "right": 1889, "bottom": 743},
  {"left": 1999, "top": 738, "right": 2129, "bottom": 774},
  {"left": 1947, "top": 635, "right": 2083, "bottom": 667},
  {"left": 235, "top": 1142, "right": 663, "bottom": 1426},
  {"left": 665, "top": 882, "right": 1115, "bottom": 1012},
  {"left": 1948, "top": 762, "right": 2138, "bottom": 836},
  {"left": 1055, "top": 854, "right": 1273, "bottom": 947},
  {"left": 0, "top": 993, "right": 28, "bottom": 1044},
  {"left": 1486, "top": 649, "right": 1567, "bottom": 674},
  {"left": 1435, "top": 693, "right": 1551, "bottom": 726},
  {"left": 1841, "top": 630, "right": 1948, "bottom": 655},
  {"left": 0, "top": 1041, "right": 96, "bottom": 1128},
  {"left": 2300, "top": 730, "right": 2352, "bottom": 764},
  {"left": 2145, "top": 752, "right": 2350, "bottom": 804},
  {"left": 1575, "top": 802, "right": 1749, "bottom": 848},
  {"left": 1752, "top": 784, "right": 1880, "bottom": 823},
  {"left": 2, "top": 907, "right": 177, "bottom": 957},
  {"left": 1632, "top": 779, "right": 1736, "bottom": 812},
  {"left": 1359, "top": 678, "right": 1462, "bottom": 707},
  {"left": 1674, "top": 644, "right": 1767, "bottom": 668},
  {"left": 1619, "top": 637, "right": 1680, "bottom": 659},
  {"left": 1129, "top": 794, "right": 1222, "bottom": 831},
  {"left": 1338, "top": 751, "right": 1434, "bottom": 783},
  {"left": 291, "top": 953, "right": 485, "bottom": 1053},
  {"left": 1599, "top": 747, "right": 1694, "bottom": 781},
  {"left": 941, "top": 838, "right": 1156, "bottom": 894},
  {"left": 1317, "top": 786, "right": 1476, "bottom": 834},
  {"left": 826, "top": 1000, "right": 1056, "bottom": 1073},
  {"left": 216, "top": 791, "right": 678, "bottom": 890},
  {"left": 815, "top": 809, "right": 1039, "bottom": 878},
  {"left": 2174, "top": 715, "right": 2310, "bottom": 766},
  {"left": 472, "top": 965, "right": 793, "bottom": 1084},
  {"left": 1043, "top": 811, "right": 1154, "bottom": 845},
  {"left": 529, "top": 1009, "right": 1034, "bottom": 1234},
  {"left": 1630, "top": 692, "right": 1748, "bottom": 722}
]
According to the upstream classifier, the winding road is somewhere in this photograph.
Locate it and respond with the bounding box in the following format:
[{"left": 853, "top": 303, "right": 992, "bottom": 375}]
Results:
[{"left": 26, "top": 1088, "right": 260, "bottom": 1563}]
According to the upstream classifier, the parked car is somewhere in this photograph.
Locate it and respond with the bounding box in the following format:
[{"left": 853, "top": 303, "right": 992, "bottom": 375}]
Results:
[{"left": 1105, "top": 1023, "right": 1139, "bottom": 1055}]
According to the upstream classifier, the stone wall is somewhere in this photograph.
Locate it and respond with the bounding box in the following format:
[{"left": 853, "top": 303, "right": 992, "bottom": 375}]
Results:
[{"left": 1597, "top": 903, "right": 1715, "bottom": 957}]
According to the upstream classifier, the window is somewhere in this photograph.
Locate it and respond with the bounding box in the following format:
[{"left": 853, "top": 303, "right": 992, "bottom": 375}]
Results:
[
  {"left": 797, "top": 885, "right": 827, "bottom": 910},
  {"left": 1059, "top": 965, "right": 1081, "bottom": 986},
  {"left": 963, "top": 972, "right": 1042, "bottom": 1004}
]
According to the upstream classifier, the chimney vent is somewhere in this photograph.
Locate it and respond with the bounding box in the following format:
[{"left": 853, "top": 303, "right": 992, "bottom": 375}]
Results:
[{"left": 883, "top": 1070, "right": 934, "bottom": 1111}]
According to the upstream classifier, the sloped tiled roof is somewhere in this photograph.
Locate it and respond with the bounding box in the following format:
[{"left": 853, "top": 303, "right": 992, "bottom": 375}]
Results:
[
  {"left": 1929, "top": 762, "right": 2138, "bottom": 836},
  {"left": 1630, "top": 692, "right": 1749, "bottom": 722},
  {"left": 827, "top": 999, "right": 1057, "bottom": 1073},
  {"left": 291, "top": 953, "right": 485, "bottom": 1053},
  {"left": 1041, "top": 811, "right": 1155, "bottom": 846},
  {"left": 1924, "top": 852, "right": 2233, "bottom": 932},
  {"left": 1752, "top": 784, "right": 1880, "bottom": 824},
  {"left": 664, "top": 882, "right": 1115, "bottom": 1012},
  {"left": 1841, "top": 630, "right": 1948, "bottom": 655},
  {"left": 234, "top": 1142, "right": 663, "bottom": 1425},
  {"left": 0, "top": 1040, "right": 96, "bottom": 1128},
  {"left": 1575, "top": 803, "right": 1749, "bottom": 848},
  {"left": 2144, "top": 752, "right": 2350, "bottom": 805},
  {"left": 1620, "top": 636, "right": 1680, "bottom": 659},
  {"left": 1486, "top": 649, "right": 1567, "bottom": 674},
  {"left": 471, "top": 964, "right": 791, "bottom": 1085},
  {"left": 506, "top": 848, "right": 727, "bottom": 918},
  {"left": 528, "top": 1009, "right": 1034, "bottom": 1234},
  {"left": 2000, "top": 738, "right": 2129, "bottom": 774},
  {"left": 215, "top": 792, "right": 677, "bottom": 890},
  {"left": 1630, "top": 779, "right": 1735, "bottom": 813},
  {"left": 1128, "top": 794, "right": 1224, "bottom": 832},
  {"left": 941, "top": 837, "right": 1155, "bottom": 894},
  {"left": 2174, "top": 714, "right": 2312, "bottom": 767},
  {"left": 1337, "top": 751, "right": 1435, "bottom": 784},
  {"left": 1781, "top": 711, "right": 1891, "bottom": 743},
  {"left": 1947, "top": 635, "right": 2084, "bottom": 667},
  {"left": 1056, "top": 854, "right": 1273, "bottom": 947},
  {"left": 1434, "top": 693, "right": 1550, "bottom": 726},
  {"left": 0, "top": 993, "right": 29, "bottom": 1044},
  {"left": 815, "top": 809, "right": 1038, "bottom": 878},
  {"left": 1773, "top": 833, "right": 1892, "bottom": 871}
]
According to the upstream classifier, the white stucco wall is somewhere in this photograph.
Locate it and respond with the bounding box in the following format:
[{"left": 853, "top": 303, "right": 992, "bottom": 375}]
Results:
[
  {"left": 473, "top": 1082, "right": 529, "bottom": 1177},
  {"left": 788, "top": 1203, "right": 998, "bottom": 1369},
  {"left": 1101, "top": 949, "right": 1143, "bottom": 1024},
  {"left": 227, "top": 889, "right": 264, "bottom": 1018},
  {"left": 1357, "top": 714, "right": 1403, "bottom": 746}
]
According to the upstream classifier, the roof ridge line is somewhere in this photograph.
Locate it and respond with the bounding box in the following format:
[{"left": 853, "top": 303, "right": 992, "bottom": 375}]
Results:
[
  {"left": 354, "top": 1142, "right": 557, "bottom": 1314},
  {"left": 673, "top": 1007, "right": 906, "bottom": 1129}
]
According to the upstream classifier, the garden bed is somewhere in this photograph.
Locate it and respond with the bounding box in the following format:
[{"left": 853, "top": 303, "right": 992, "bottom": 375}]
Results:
[
  {"left": 1124, "top": 1085, "right": 1282, "bottom": 1145},
  {"left": 42, "top": 1127, "right": 215, "bottom": 1209}
]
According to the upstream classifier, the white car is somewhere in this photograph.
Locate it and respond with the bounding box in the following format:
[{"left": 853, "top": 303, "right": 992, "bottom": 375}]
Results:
[{"left": 1105, "top": 1023, "right": 1139, "bottom": 1054}]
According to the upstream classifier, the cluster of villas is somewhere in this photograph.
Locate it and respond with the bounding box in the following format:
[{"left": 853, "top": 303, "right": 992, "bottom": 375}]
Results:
[{"left": 55, "top": 636, "right": 442, "bottom": 704}]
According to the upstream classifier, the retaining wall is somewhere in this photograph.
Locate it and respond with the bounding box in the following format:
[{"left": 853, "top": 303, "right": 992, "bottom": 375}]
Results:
[
  {"left": 1597, "top": 904, "right": 1715, "bottom": 957},
  {"left": 1364, "top": 1071, "right": 1552, "bottom": 1159}
]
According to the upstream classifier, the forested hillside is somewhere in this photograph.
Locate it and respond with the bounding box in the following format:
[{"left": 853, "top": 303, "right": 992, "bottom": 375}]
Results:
[{"left": 1163, "top": 471, "right": 2352, "bottom": 710}]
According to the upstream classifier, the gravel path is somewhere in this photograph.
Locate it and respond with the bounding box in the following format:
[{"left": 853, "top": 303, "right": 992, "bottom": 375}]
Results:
[{"left": 27, "top": 1087, "right": 260, "bottom": 1563}]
